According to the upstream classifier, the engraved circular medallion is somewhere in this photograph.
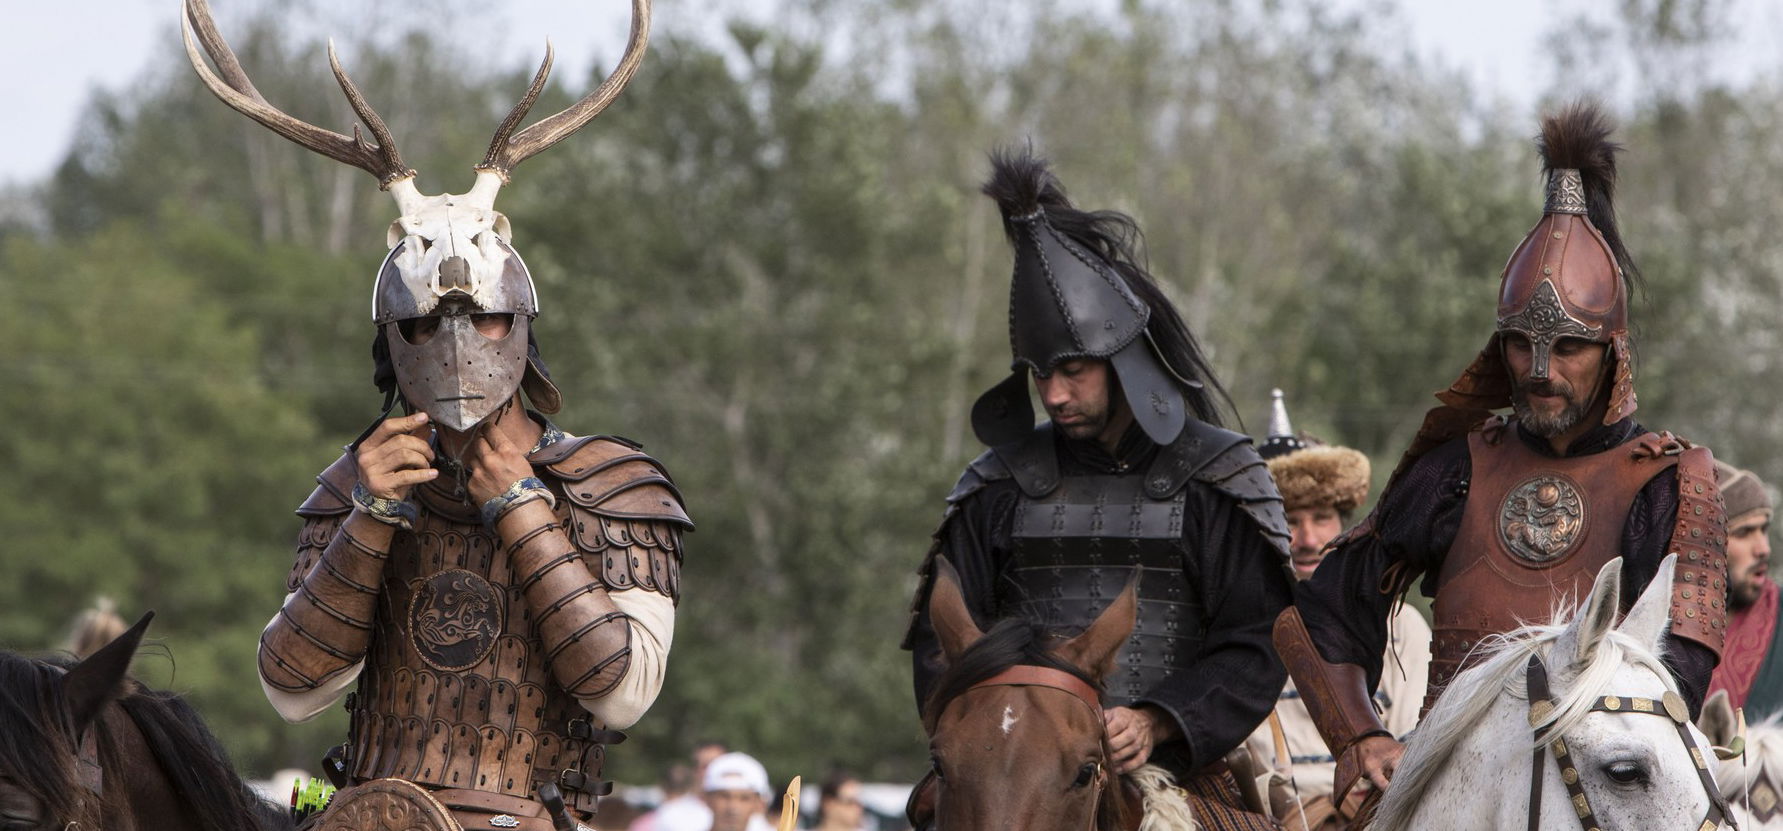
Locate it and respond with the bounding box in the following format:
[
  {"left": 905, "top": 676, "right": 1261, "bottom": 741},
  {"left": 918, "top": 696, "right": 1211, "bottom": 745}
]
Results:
[
  {"left": 1498, "top": 474, "right": 1586, "bottom": 564},
  {"left": 407, "top": 568, "right": 504, "bottom": 671}
]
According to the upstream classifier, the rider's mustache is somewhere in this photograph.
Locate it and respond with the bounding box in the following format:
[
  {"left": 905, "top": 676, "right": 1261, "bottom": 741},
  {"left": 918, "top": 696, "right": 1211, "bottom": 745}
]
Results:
[{"left": 1516, "top": 377, "right": 1574, "bottom": 400}]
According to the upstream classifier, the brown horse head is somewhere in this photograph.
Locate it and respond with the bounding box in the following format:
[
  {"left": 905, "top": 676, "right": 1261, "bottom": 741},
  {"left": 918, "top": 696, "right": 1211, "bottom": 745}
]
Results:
[
  {"left": 922, "top": 557, "right": 1137, "bottom": 831},
  {"left": 0, "top": 612, "right": 288, "bottom": 831}
]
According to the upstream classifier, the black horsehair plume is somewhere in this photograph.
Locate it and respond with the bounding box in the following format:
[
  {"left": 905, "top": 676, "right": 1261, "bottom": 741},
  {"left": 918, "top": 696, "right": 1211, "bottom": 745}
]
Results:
[
  {"left": 1538, "top": 100, "right": 1642, "bottom": 292},
  {"left": 981, "top": 146, "right": 1234, "bottom": 428}
]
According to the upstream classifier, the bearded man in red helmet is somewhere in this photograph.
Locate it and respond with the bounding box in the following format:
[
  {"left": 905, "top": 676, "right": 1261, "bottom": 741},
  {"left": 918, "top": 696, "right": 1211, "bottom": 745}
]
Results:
[{"left": 1273, "top": 102, "right": 1730, "bottom": 815}]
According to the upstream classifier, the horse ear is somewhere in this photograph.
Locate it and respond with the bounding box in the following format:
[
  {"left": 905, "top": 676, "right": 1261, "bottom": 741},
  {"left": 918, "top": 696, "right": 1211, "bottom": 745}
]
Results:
[
  {"left": 1556, "top": 558, "right": 1622, "bottom": 668},
  {"left": 927, "top": 557, "right": 984, "bottom": 663},
  {"left": 1698, "top": 689, "right": 1738, "bottom": 748},
  {"left": 1617, "top": 553, "right": 1676, "bottom": 652},
  {"left": 1055, "top": 571, "right": 1137, "bottom": 682},
  {"left": 62, "top": 610, "right": 153, "bottom": 733}
]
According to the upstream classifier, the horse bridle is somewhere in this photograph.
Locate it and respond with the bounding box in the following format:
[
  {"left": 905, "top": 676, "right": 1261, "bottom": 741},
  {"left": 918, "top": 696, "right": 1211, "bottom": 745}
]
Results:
[
  {"left": 953, "top": 665, "right": 1112, "bottom": 830},
  {"left": 1523, "top": 654, "right": 1735, "bottom": 831}
]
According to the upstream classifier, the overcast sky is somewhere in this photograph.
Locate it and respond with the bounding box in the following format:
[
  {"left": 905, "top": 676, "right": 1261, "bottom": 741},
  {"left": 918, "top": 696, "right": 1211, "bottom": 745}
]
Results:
[{"left": 3, "top": 0, "right": 1779, "bottom": 188}]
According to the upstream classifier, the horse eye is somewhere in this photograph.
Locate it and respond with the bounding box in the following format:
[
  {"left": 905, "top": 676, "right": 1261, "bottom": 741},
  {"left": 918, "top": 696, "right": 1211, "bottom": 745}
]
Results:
[
  {"left": 1602, "top": 761, "right": 1648, "bottom": 786},
  {"left": 930, "top": 756, "right": 946, "bottom": 781},
  {"left": 1071, "top": 762, "right": 1099, "bottom": 789}
]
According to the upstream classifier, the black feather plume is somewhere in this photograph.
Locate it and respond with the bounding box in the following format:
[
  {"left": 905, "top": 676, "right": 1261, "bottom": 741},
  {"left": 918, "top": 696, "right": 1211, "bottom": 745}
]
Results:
[
  {"left": 982, "top": 146, "right": 1070, "bottom": 239},
  {"left": 1538, "top": 101, "right": 1641, "bottom": 290}
]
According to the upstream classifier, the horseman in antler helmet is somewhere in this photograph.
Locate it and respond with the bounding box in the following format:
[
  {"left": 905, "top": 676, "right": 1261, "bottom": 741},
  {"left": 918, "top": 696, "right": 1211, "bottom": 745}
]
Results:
[
  {"left": 183, "top": 3, "right": 687, "bottom": 829},
  {"left": 903, "top": 149, "right": 1295, "bottom": 830},
  {"left": 1274, "top": 102, "right": 1729, "bottom": 821}
]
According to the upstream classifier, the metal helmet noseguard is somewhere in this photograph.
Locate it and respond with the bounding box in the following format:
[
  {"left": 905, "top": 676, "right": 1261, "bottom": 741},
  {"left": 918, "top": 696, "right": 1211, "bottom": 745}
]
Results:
[{"left": 1391, "top": 101, "right": 1640, "bottom": 478}]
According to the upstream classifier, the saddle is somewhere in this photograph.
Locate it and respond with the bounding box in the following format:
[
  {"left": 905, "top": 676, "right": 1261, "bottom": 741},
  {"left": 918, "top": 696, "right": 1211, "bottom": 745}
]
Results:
[{"left": 308, "top": 779, "right": 589, "bottom": 831}]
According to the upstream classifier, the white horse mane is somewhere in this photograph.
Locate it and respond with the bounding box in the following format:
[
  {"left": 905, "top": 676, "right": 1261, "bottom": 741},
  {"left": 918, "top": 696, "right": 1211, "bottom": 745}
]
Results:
[
  {"left": 1722, "top": 715, "right": 1783, "bottom": 797},
  {"left": 1128, "top": 763, "right": 1198, "bottom": 831},
  {"left": 1371, "top": 605, "right": 1674, "bottom": 831}
]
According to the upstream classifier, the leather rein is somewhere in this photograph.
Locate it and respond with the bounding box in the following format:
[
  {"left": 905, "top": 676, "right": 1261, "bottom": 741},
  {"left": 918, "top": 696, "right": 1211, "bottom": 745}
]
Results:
[
  {"left": 952, "top": 665, "right": 1113, "bottom": 831},
  {"left": 1523, "top": 654, "right": 1734, "bottom": 831}
]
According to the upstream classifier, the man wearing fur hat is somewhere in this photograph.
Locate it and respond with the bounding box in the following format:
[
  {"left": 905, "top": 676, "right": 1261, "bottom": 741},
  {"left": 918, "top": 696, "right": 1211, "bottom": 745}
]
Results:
[
  {"left": 1708, "top": 460, "right": 1780, "bottom": 719},
  {"left": 903, "top": 149, "right": 1294, "bottom": 830},
  {"left": 1274, "top": 102, "right": 1730, "bottom": 812},
  {"left": 1246, "top": 392, "right": 1428, "bottom": 830}
]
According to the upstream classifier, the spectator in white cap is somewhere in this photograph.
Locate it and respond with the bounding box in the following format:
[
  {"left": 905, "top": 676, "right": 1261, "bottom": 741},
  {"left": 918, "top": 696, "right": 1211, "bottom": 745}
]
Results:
[{"left": 703, "top": 752, "right": 770, "bottom": 831}]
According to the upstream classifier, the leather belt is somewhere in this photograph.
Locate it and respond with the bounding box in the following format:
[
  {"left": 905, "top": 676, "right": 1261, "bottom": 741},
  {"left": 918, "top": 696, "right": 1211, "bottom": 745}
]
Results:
[{"left": 433, "top": 788, "right": 587, "bottom": 831}]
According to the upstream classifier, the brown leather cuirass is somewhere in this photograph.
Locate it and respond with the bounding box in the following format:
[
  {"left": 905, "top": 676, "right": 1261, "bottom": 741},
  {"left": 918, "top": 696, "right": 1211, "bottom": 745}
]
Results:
[
  {"left": 347, "top": 485, "right": 606, "bottom": 808},
  {"left": 1425, "top": 426, "right": 1677, "bottom": 713},
  {"left": 287, "top": 434, "right": 690, "bottom": 822}
]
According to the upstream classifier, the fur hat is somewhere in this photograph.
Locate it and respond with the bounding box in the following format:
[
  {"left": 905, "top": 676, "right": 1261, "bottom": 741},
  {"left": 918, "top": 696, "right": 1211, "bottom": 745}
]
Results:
[
  {"left": 1268, "top": 445, "right": 1371, "bottom": 514},
  {"left": 1716, "top": 460, "right": 1773, "bottom": 528}
]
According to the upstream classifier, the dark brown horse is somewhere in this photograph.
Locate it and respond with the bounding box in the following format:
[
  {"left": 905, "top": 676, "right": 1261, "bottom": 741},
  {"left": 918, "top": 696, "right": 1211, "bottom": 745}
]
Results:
[
  {"left": 918, "top": 558, "right": 1196, "bottom": 831},
  {"left": 0, "top": 612, "right": 288, "bottom": 831}
]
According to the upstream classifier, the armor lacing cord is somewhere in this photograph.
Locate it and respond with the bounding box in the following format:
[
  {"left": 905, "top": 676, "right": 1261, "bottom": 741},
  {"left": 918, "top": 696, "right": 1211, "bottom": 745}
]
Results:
[
  {"left": 534, "top": 582, "right": 603, "bottom": 629},
  {"left": 505, "top": 520, "right": 562, "bottom": 557},
  {"left": 295, "top": 582, "right": 376, "bottom": 629},
  {"left": 517, "top": 551, "right": 580, "bottom": 595},
  {"left": 506, "top": 507, "right": 633, "bottom": 700},
  {"left": 260, "top": 514, "right": 392, "bottom": 692}
]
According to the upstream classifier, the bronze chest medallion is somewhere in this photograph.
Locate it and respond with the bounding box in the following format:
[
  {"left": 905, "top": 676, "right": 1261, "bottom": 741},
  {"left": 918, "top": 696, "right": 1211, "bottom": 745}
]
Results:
[
  {"left": 406, "top": 569, "right": 504, "bottom": 671},
  {"left": 1497, "top": 473, "right": 1587, "bottom": 564}
]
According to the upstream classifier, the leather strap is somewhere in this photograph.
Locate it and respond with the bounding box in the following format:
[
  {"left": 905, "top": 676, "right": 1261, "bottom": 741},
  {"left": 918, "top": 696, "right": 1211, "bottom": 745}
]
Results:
[
  {"left": 1526, "top": 656, "right": 1552, "bottom": 831},
  {"left": 1523, "top": 653, "right": 1734, "bottom": 831},
  {"left": 968, "top": 665, "right": 1103, "bottom": 718},
  {"left": 1272, "top": 607, "right": 1388, "bottom": 804},
  {"left": 433, "top": 787, "right": 581, "bottom": 831}
]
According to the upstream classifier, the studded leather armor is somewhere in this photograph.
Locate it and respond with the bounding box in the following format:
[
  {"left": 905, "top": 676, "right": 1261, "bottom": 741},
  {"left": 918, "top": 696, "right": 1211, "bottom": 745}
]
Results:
[
  {"left": 997, "top": 473, "right": 1202, "bottom": 706},
  {"left": 1426, "top": 421, "right": 1724, "bottom": 713},
  {"left": 274, "top": 433, "right": 689, "bottom": 819}
]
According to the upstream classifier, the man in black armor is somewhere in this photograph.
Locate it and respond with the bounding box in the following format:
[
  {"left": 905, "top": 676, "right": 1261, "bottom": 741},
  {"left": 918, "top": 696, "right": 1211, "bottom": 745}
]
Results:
[{"left": 903, "top": 150, "right": 1294, "bottom": 828}]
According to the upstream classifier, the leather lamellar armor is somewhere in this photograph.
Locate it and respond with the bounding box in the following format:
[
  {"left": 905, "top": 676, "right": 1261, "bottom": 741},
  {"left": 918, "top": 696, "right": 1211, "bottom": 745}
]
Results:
[
  {"left": 940, "top": 420, "right": 1290, "bottom": 706},
  {"left": 289, "top": 434, "right": 690, "bottom": 815},
  {"left": 1426, "top": 422, "right": 1726, "bottom": 712}
]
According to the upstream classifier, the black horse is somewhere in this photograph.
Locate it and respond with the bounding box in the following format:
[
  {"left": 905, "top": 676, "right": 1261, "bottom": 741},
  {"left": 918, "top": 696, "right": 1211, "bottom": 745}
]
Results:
[{"left": 0, "top": 612, "right": 288, "bottom": 831}]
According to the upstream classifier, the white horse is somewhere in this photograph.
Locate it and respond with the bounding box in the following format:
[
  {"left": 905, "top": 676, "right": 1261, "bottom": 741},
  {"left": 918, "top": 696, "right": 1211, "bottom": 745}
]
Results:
[
  {"left": 1372, "top": 555, "right": 1734, "bottom": 830},
  {"left": 1701, "top": 690, "right": 1783, "bottom": 829}
]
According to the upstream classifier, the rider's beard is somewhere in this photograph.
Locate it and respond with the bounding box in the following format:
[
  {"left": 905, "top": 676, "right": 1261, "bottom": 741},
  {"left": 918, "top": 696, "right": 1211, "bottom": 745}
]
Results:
[{"left": 1512, "top": 376, "right": 1589, "bottom": 438}]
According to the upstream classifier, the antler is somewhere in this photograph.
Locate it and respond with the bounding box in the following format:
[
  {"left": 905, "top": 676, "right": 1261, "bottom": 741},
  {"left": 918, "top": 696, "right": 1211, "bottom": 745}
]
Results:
[
  {"left": 181, "top": 0, "right": 414, "bottom": 188},
  {"left": 477, "top": 0, "right": 651, "bottom": 179}
]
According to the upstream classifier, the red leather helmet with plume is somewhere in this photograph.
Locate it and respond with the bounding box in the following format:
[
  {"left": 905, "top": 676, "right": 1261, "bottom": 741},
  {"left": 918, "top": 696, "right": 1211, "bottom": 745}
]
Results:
[{"left": 1391, "top": 102, "right": 1642, "bottom": 475}]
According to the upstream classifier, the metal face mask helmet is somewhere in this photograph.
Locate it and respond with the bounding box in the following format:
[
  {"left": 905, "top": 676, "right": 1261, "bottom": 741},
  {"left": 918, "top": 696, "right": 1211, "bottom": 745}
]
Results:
[
  {"left": 971, "top": 152, "right": 1189, "bottom": 448},
  {"left": 182, "top": 0, "right": 651, "bottom": 430},
  {"left": 374, "top": 196, "right": 548, "bottom": 432}
]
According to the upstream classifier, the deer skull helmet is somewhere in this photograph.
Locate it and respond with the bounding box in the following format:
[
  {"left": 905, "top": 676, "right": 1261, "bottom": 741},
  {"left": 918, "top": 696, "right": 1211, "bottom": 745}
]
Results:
[{"left": 182, "top": 0, "right": 650, "bottom": 432}]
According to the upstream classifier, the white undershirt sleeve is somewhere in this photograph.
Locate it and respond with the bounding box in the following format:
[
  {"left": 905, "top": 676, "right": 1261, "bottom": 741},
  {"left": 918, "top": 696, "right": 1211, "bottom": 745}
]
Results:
[
  {"left": 574, "top": 589, "right": 675, "bottom": 728},
  {"left": 258, "top": 592, "right": 365, "bottom": 723}
]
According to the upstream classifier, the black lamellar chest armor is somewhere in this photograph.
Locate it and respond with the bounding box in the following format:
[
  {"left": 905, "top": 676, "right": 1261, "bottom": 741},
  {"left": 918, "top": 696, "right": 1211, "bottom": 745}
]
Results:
[{"left": 974, "top": 422, "right": 1291, "bottom": 706}]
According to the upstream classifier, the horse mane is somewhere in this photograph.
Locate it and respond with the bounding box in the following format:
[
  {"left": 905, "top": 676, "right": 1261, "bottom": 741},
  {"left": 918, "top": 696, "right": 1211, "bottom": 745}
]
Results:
[
  {"left": 113, "top": 685, "right": 289, "bottom": 831},
  {"left": 1371, "top": 604, "right": 1673, "bottom": 831},
  {"left": 1720, "top": 714, "right": 1783, "bottom": 798},
  {"left": 19, "top": 652, "right": 286, "bottom": 831},
  {"left": 920, "top": 617, "right": 1102, "bottom": 731},
  {"left": 0, "top": 652, "right": 97, "bottom": 828}
]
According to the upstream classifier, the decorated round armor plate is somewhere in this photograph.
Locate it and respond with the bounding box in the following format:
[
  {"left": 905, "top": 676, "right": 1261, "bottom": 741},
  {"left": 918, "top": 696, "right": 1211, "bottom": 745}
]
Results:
[
  {"left": 407, "top": 569, "right": 504, "bottom": 671},
  {"left": 1497, "top": 474, "right": 1587, "bottom": 564}
]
